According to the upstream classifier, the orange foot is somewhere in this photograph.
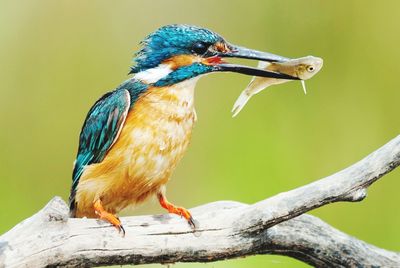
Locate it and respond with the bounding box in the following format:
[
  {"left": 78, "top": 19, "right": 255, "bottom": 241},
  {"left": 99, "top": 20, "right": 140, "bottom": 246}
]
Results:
[
  {"left": 93, "top": 199, "right": 125, "bottom": 236},
  {"left": 157, "top": 193, "right": 196, "bottom": 229}
]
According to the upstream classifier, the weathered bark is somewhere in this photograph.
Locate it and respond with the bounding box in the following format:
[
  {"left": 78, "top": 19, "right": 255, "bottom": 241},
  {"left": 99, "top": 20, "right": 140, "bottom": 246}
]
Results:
[
  {"left": 0, "top": 198, "right": 399, "bottom": 268},
  {"left": 1, "top": 135, "right": 400, "bottom": 267}
]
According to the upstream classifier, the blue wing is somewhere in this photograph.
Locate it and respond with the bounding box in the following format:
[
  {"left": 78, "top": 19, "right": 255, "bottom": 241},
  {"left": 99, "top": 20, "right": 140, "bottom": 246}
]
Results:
[{"left": 69, "top": 88, "right": 131, "bottom": 214}]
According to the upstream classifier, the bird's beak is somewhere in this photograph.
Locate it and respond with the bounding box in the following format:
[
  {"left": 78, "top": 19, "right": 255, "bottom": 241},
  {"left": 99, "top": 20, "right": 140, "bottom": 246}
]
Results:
[{"left": 211, "top": 44, "right": 300, "bottom": 80}]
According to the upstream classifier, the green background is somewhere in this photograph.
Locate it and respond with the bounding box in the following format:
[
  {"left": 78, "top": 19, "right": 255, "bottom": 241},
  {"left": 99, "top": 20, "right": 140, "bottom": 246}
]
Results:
[{"left": 1, "top": 1, "right": 399, "bottom": 267}]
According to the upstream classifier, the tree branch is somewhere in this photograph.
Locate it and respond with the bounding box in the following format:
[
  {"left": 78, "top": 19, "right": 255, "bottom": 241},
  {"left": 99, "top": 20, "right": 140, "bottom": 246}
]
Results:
[
  {"left": 1, "top": 198, "right": 399, "bottom": 267},
  {"left": 1, "top": 135, "right": 400, "bottom": 267}
]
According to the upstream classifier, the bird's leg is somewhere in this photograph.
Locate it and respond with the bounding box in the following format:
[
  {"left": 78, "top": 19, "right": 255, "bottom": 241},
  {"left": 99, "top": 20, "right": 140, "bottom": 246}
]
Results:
[
  {"left": 93, "top": 199, "right": 125, "bottom": 236},
  {"left": 157, "top": 192, "right": 196, "bottom": 229}
]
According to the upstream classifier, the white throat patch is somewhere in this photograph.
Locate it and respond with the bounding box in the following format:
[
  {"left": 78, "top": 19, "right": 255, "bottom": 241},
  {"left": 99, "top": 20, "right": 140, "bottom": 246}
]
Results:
[{"left": 134, "top": 64, "right": 173, "bottom": 84}]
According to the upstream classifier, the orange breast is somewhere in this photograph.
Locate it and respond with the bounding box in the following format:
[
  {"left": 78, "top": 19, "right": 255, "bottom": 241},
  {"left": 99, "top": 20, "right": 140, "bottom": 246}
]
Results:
[{"left": 75, "top": 79, "right": 197, "bottom": 217}]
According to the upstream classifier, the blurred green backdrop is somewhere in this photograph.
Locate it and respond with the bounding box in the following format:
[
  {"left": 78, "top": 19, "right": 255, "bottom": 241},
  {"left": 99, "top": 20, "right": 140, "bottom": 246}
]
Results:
[{"left": 1, "top": 0, "right": 399, "bottom": 267}]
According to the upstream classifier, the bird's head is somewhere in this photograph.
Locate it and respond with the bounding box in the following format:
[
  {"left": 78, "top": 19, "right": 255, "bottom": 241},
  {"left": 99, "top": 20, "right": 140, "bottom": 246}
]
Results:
[{"left": 130, "top": 24, "right": 298, "bottom": 87}]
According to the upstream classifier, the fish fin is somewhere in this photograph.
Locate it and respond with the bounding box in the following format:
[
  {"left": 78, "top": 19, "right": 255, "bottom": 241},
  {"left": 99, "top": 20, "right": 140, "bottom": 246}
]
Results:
[
  {"left": 301, "top": 80, "right": 307, "bottom": 94},
  {"left": 232, "top": 91, "right": 251, "bottom": 117},
  {"left": 193, "top": 107, "right": 198, "bottom": 122},
  {"left": 231, "top": 61, "right": 271, "bottom": 118}
]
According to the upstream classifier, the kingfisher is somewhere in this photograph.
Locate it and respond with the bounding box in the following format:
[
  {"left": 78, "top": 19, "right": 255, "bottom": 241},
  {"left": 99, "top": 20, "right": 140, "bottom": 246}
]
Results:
[{"left": 69, "top": 24, "right": 298, "bottom": 234}]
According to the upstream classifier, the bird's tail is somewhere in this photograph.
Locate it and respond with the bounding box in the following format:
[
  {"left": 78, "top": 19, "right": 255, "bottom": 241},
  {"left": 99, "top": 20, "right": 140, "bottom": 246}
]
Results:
[
  {"left": 69, "top": 190, "right": 77, "bottom": 217},
  {"left": 232, "top": 91, "right": 252, "bottom": 117}
]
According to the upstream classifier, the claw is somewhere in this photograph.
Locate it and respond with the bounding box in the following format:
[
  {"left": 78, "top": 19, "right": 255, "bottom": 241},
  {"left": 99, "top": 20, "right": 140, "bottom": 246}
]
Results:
[
  {"left": 158, "top": 193, "right": 198, "bottom": 230},
  {"left": 94, "top": 199, "right": 125, "bottom": 236},
  {"left": 188, "top": 216, "right": 197, "bottom": 229},
  {"left": 119, "top": 224, "right": 126, "bottom": 237}
]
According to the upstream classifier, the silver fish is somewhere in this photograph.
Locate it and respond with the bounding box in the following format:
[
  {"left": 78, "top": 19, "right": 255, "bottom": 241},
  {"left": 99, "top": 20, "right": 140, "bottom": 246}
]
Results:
[{"left": 232, "top": 56, "right": 323, "bottom": 117}]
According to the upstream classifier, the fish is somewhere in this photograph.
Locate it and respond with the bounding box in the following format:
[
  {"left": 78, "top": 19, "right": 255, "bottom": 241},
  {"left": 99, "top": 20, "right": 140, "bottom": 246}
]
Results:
[{"left": 231, "top": 56, "right": 323, "bottom": 117}]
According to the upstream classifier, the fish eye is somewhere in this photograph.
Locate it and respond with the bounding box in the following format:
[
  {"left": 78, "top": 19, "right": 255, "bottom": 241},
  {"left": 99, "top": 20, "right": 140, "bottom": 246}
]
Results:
[
  {"left": 307, "top": 66, "right": 315, "bottom": 72},
  {"left": 192, "top": 42, "right": 209, "bottom": 55}
]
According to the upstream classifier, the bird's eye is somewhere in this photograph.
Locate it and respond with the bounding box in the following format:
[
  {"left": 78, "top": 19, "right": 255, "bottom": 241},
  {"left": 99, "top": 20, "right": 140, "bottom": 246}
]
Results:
[
  {"left": 192, "top": 42, "right": 209, "bottom": 55},
  {"left": 307, "top": 66, "right": 315, "bottom": 72}
]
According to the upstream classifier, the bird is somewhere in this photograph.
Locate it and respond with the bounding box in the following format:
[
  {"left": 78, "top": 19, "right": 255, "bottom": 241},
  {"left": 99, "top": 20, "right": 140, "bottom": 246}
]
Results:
[{"left": 68, "top": 24, "right": 298, "bottom": 234}]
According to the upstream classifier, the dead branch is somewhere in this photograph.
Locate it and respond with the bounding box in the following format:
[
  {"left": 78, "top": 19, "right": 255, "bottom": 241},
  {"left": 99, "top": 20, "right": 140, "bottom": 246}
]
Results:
[{"left": 1, "top": 135, "right": 400, "bottom": 267}]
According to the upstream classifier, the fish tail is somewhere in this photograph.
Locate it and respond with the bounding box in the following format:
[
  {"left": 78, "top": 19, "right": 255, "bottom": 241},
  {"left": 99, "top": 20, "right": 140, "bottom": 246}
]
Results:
[{"left": 232, "top": 91, "right": 251, "bottom": 117}]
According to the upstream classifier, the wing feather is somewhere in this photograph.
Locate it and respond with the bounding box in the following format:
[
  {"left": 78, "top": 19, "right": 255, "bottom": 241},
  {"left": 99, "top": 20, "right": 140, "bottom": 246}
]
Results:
[{"left": 69, "top": 89, "right": 130, "bottom": 214}]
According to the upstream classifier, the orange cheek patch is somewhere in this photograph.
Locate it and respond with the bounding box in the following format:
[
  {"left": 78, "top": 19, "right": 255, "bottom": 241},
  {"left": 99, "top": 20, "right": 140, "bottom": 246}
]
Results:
[{"left": 163, "top": 55, "right": 197, "bottom": 70}]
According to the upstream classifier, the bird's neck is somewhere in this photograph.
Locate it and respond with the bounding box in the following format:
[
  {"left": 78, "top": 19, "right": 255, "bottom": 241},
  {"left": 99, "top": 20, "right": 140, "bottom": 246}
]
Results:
[
  {"left": 162, "top": 77, "right": 198, "bottom": 105},
  {"left": 139, "top": 78, "right": 199, "bottom": 118}
]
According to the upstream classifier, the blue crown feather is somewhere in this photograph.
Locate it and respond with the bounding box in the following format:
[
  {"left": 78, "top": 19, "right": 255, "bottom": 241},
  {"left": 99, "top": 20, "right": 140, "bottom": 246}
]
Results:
[{"left": 130, "top": 24, "right": 223, "bottom": 73}]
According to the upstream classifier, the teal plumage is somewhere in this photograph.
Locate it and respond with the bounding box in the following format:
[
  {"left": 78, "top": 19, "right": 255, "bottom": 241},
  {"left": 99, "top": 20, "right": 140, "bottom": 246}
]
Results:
[
  {"left": 131, "top": 24, "right": 223, "bottom": 73},
  {"left": 154, "top": 63, "right": 213, "bottom": 87}
]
